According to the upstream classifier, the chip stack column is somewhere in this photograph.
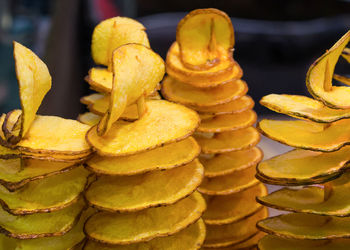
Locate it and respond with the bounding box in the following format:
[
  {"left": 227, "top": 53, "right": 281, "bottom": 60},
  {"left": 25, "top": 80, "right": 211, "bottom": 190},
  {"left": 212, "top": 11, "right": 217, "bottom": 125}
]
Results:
[
  {"left": 161, "top": 8, "right": 268, "bottom": 249},
  {"left": 256, "top": 32, "right": 350, "bottom": 249}
]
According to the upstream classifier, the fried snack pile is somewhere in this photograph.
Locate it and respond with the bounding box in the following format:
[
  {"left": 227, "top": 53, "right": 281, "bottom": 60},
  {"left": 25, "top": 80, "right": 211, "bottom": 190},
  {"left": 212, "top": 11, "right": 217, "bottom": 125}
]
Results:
[
  {"left": 161, "top": 8, "right": 267, "bottom": 249},
  {"left": 0, "top": 43, "right": 93, "bottom": 249},
  {"left": 79, "top": 17, "right": 207, "bottom": 249},
  {"left": 256, "top": 32, "right": 350, "bottom": 249}
]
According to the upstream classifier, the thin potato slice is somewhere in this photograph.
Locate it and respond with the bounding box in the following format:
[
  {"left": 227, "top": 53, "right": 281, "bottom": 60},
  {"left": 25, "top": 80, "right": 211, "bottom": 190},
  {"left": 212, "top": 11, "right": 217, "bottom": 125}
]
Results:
[
  {"left": 162, "top": 76, "right": 247, "bottom": 107},
  {"left": 260, "top": 94, "right": 350, "bottom": 123},
  {"left": 307, "top": 31, "right": 350, "bottom": 109},
  {"left": 198, "top": 165, "right": 259, "bottom": 195},
  {"left": 257, "top": 212, "right": 350, "bottom": 240},
  {"left": 85, "top": 159, "right": 203, "bottom": 212},
  {"left": 21, "top": 150, "right": 91, "bottom": 163},
  {"left": 0, "top": 166, "right": 88, "bottom": 215},
  {"left": 0, "top": 158, "right": 79, "bottom": 191},
  {"left": 204, "top": 208, "right": 267, "bottom": 248},
  {"left": 195, "top": 127, "right": 260, "bottom": 154},
  {"left": 86, "top": 137, "right": 200, "bottom": 175},
  {"left": 84, "top": 192, "right": 206, "bottom": 245},
  {"left": 87, "top": 100, "right": 200, "bottom": 156},
  {"left": 257, "top": 147, "right": 350, "bottom": 186},
  {"left": 80, "top": 93, "right": 104, "bottom": 105},
  {"left": 257, "top": 171, "right": 350, "bottom": 216},
  {"left": 91, "top": 17, "right": 149, "bottom": 67},
  {"left": 0, "top": 146, "right": 19, "bottom": 160},
  {"left": 190, "top": 95, "right": 254, "bottom": 115},
  {"left": 201, "top": 147, "right": 263, "bottom": 177},
  {"left": 197, "top": 110, "right": 257, "bottom": 133},
  {"left": 85, "top": 68, "right": 113, "bottom": 93},
  {"left": 166, "top": 42, "right": 242, "bottom": 88},
  {"left": 0, "top": 198, "right": 85, "bottom": 239},
  {"left": 3, "top": 110, "right": 21, "bottom": 142},
  {"left": 258, "top": 119, "right": 350, "bottom": 152},
  {"left": 203, "top": 183, "right": 267, "bottom": 225},
  {"left": 334, "top": 74, "right": 350, "bottom": 86},
  {"left": 77, "top": 112, "right": 100, "bottom": 126},
  {"left": 84, "top": 219, "right": 205, "bottom": 250}
]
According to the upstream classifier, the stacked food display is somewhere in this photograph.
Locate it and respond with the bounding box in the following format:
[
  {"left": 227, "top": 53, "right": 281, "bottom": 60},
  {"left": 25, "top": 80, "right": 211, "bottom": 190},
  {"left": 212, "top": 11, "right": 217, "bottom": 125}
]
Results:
[
  {"left": 78, "top": 17, "right": 207, "bottom": 249},
  {"left": 161, "top": 8, "right": 267, "bottom": 249},
  {"left": 257, "top": 32, "right": 350, "bottom": 249},
  {"left": 0, "top": 43, "right": 93, "bottom": 249}
]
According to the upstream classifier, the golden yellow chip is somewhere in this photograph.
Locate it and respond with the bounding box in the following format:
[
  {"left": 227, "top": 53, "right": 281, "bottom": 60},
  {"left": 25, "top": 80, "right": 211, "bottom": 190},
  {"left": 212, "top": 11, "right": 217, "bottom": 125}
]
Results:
[
  {"left": 97, "top": 44, "right": 165, "bottom": 135},
  {"left": 342, "top": 47, "right": 350, "bottom": 63},
  {"left": 0, "top": 166, "right": 88, "bottom": 215},
  {"left": 84, "top": 218, "right": 205, "bottom": 250},
  {"left": 87, "top": 100, "right": 199, "bottom": 156},
  {"left": 80, "top": 93, "right": 105, "bottom": 105},
  {"left": 202, "top": 147, "right": 263, "bottom": 177},
  {"left": 204, "top": 183, "right": 266, "bottom": 225},
  {"left": 307, "top": 31, "right": 350, "bottom": 109},
  {"left": 3, "top": 110, "right": 21, "bottom": 142},
  {"left": 198, "top": 165, "right": 259, "bottom": 195},
  {"left": 204, "top": 208, "right": 267, "bottom": 248},
  {"left": 21, "top": 150, "right": 91, "bottom": 163},
  {"left": 212, "top": 231, "right": 265, "bottom": 250},
  {"left": 261, "top": 94, "right": 350, "bottom": 123},
  {"left": 0, "top": 114, "right": 7, "bottom": 142},
  {"left": 334, "top": 74, "right": 350, "bottom": 86},
  {"left": 91, "top": 17, "right": 149, "bottom": 67},
  {"left": 85, "top": 68, "right": 113, "bottom": 93},
  {"left": 86, "top": 159, "right": 203, "bottom": 212},
  {"left": 77, "top": 112, "right": 100, "bottom": 126},
  {"left": 86, "top": 137, "right": 200, "bottom": 175},
  {"left": 84, "top": 192, "right": 206, "bottom": 244},
  {"left": 258, "top": 119, "right": 350, "bottom": 152},
  {"left": 162, "top": 76, "right": 247, "bottom": 107},
  {"left": 195, "top": 127, "right": 260, "bottom": 154},
  {"left": 0, "top": 145, "right": 19, "bottom": 160}
]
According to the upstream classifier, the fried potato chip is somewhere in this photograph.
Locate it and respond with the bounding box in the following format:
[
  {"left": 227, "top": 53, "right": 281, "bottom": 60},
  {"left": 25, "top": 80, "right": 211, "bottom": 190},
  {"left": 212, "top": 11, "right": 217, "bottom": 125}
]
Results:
[
  {"left": 162, "top": 76, "right": 247, "bottom": 107},
  {"left": 334, "top": 74, "right": 350, "bottom": 86},
  {"left": 0, "top": 166, "right": 88, "bottom": 215},
  {"left": 0, "top": 114, "right": 7, "bottom": 142},
  {"left": 86, "top": 137, "right": 200, "bottom": 175},
  {"left": 190, "top": 95, "right": 254, "bottom": 115},
  {"left": 257, "top": 212, "right": 350, "bottom": 240},
  {"left": 0, "top": 158, "right": 79, "bottom": 191},
  {"left": 0, "top": 145, "right": 19, "bottom": 160},
  {"left": 21, "top": 150, "right": 91, "bottom": 163},
  {"left": 91, "top": 17, "right": 149, "bottom": 67},
  {"left": 257, "top": 147, "right": 350, "bottom": 186},
  {"left": 195, "top": 127, "right": 260, "bottom": 154},
  {"left": 84, "top": 218, "right": 205, "bottom": 250},
  {"left": 97, "top": 44, "right": 165, "bottom": 135},
  {"left": 84, "top": 192, "right": 206, "bottom": 245},
  {"left": 204, "top": 183, "right": 267, "bottom": 225},
  {"left": 166, "top": 43, "right": 243, "bottom": 88},
  {"left": 258, "top": 235, "right": 350, "bottom": 250},
  {"left": 197, "top": 110, "right": 256, "bottom": 133},
  {"left": 342, "top": 47, "right": 350, "bottom": 62},
  {"left": 0, "top": 198, "right": 85, "bottom": 239},
  {"left": 198, "top": 165, "right": 259, "bottom": 195},
  {"left": 3, "top": 110, "right": 21, "bottom": 142},
  {"left": 306, "top": 31, "right": 350, "bottom": 109},
  {"left": 260, "top": 94, "right": 350, "bottom": 123},
  {"left": 77, "top": 112, "right": 100, "bottom": 126},
  {"left": 204, "top": 208, "right": 267, "bottom": 248},
  {"left": 80, "top": 93, "right": 105, "bottom": 105},
  {"left": 85, "top": 159, "right": 203, "bottom": 212},
  {"left": 202, "top": 147, "right": 263, "bottom": 177},
  {"left": 207, "top": 231, "right": 265, "bottom": 250},
  {"left": 257, "top": 171, "right": 350, "bottom": 217},
  {"left": 87, "top": 100, "right": 199, "bottom": 156},
  {"left": 85, "top": 68, "right": 113, "bottom": 93},
  {"left": 258, "top": 119, "right": 350, "bottom": 152}
]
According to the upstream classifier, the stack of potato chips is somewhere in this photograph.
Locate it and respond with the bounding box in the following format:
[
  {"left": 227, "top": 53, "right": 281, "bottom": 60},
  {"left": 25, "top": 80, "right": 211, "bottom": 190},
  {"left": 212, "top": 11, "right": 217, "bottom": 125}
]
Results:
[{"left": 161, "top": 8, "right": 267, "bottom": 249}]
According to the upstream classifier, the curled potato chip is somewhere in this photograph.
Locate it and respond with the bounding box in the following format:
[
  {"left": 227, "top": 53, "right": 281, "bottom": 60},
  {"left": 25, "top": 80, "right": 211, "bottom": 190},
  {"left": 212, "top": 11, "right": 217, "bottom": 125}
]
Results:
[
  {"left": 306, "top": 31, "right": 350, "bottom": 109},
  {"left": 202, "top": 147, "right": 263, "bottom": 177},
  {"left": 0, "top": 198, "right": 85, "bottom": 239},
  {"left": 198, "top": 165, "right": 259, "bottom": 195},
  {"left": 197, "top": 110, "right": 256, "bottom": 133},
  {"left": 84, "top": 192, "right": 206, "bottom": 245},
  {"left": 195, "top": 127, "right": 260, "bottom": 154},
  {"left": 203, "top": 183, "right": 266, "bottom": 225},
  {"left": 258, "top": 119, "right": 350, "bottom": 152},
  {"left": 21, "top": 150, "right": 91, "bottom": 163},
  {"left": 91, "top": 17, "right": 149, "bottom": 67},
  {"left": 0, "top": 166, "right": 88, "bottom": 215},
  {"left": 3, "top": 110, "right": 21, "bottom": 143},
  {"left": 257, "top": 212, "right": 350, "bottom": 240},
  {"left": 162, "top": 76, "right": 247, "bottom": 107},
  {"left": 257, "top": 147, "right": 350, "bottom": 186},
  {"left": 77, "top": 112, "right": 100, "bottom": 126},
  {"left": 260, "top": 94, "right": 350, "bottom": 123},
  {"left": 85, "top": 68, "right": 113, "bottom": 93},
  {"left": 84, "top": 218, "right": 205, "bottom": 250},
  {"left": 204, "top": 208, "right": 267, "bottom": 248},
  {"left": 334, "top": 74, "right": 350, "bottom": 86},
  {"left": 86, "top": 137, "right": 200, "bottom": 175},
  {"left": 80, "top": 93, "right": 105, "bottom": 105},
  {"left": 87, "top": 100, "right": 199, "bottom": 156},
  {"left": 97, "top": 44, "right": 165, "bottom": 135},
  {"left": 85, "top": 159, "right": 203, "bottom": 212}
]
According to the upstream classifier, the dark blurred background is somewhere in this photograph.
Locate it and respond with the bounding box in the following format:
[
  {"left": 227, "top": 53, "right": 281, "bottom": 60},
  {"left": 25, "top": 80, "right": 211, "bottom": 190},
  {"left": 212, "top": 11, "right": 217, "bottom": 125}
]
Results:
[{"left": 0, "top": 0, "right": 349, "bottom": 118}]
